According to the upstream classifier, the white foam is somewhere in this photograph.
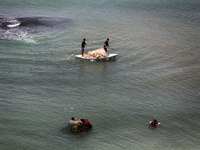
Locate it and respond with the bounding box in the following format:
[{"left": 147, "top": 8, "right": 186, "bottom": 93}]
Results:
[
  {"left": 4, "top": 29, "right": 36, "bottom": 44},
  {"left": 7, "top": 23, "right": 21, "bottom": 28}
]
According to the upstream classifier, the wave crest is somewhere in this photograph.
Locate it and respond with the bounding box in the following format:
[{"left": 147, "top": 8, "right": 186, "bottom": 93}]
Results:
[{"left": 0, "top": 16, "right": 71, "bottom": 43}]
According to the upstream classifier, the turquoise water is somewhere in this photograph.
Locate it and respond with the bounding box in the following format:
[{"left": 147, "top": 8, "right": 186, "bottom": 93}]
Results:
[{"left": 1, "top": 0, "right": 200, "bottom": 149}]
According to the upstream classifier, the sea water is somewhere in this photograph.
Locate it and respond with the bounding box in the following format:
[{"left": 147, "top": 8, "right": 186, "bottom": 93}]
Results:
[{"left": 0, "top": 0, "right": 200, "bottom": 149}]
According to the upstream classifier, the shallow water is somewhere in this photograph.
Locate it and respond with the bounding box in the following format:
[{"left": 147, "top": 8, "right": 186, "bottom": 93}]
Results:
[{"left": 0, "top": 0, "right": 200, "bottom": 149}]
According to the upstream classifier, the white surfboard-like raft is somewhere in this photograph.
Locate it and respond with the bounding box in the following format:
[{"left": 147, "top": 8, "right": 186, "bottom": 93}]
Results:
[{"left": 75, "top": 54, "right": 118, "bottom": 60}]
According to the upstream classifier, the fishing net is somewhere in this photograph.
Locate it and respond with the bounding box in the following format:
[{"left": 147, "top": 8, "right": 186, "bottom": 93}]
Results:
[
  {"left": 84, "top": 47, "right": 107, "bottom": 58},
  {"left": 70, "top": 119, "right": 92, "bottom": 133}
]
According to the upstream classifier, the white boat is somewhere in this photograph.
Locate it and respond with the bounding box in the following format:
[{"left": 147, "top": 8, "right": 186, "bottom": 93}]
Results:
[{"left": 75, "top": 54, "right": 118, "bottom": 60}]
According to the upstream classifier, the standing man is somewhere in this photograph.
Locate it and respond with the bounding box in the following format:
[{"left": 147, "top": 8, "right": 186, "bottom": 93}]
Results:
[
  {"left": 104, "top": 38, "right": 110, "bottom": 53},
  {"left": 81, "top": 38, "right": 88, "bottom": 57}
]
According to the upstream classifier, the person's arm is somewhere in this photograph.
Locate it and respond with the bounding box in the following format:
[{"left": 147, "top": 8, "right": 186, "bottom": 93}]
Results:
[{"left": 107, "top": 42, "right": 110, "bottom": 49}]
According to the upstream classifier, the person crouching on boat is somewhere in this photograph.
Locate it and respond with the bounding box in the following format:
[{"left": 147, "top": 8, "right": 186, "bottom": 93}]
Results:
[
  {"left": 104, "top": 38, "right": 110, "bottom": 53},
  {"left": 149, "top": 119, "right": 161, "bottom": 127},
  {"left": 69, "top": 117, "right": 75, "bottom": 127},
  {"left": 81, "top": 38, "right": 89, "bottom": 57}
]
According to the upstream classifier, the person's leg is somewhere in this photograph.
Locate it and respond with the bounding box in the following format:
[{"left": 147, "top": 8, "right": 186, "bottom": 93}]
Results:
[{"left": 82, "top": 48, "right": 84, "bottom": 57}]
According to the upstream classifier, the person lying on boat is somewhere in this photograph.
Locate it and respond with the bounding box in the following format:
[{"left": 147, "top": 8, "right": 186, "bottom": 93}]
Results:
[{"left": 149, "top": 119, "right": 161, "bottom": 127}]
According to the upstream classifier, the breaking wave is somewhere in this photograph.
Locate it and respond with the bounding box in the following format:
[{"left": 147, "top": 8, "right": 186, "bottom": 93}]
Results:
[{"left": 0, "top": 16, "right": 71, "bottom": 43}]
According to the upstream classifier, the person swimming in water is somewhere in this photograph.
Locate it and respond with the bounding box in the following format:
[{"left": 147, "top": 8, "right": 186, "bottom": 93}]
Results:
[
  {"left": 68, "top": 117, "right": 75, "bottom": 127},
  {"left": 149, "top": 119, "right": 161, "bottom": 127}
]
